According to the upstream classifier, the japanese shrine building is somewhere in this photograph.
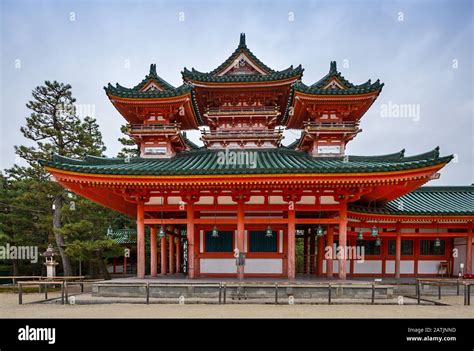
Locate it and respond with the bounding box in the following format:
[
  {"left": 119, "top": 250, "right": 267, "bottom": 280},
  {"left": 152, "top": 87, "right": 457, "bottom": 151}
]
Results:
[{"left": 41, "top": 34, "right": 474, "bottom": 280}]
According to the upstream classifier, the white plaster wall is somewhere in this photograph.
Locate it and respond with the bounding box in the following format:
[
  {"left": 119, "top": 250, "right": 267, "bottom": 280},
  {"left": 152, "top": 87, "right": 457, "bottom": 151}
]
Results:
[
  {"left": 298, "top": 196, "right": 315, "bottom": 204},
  {"left": 245, "top": 259, "right": 283, "bottom": 274},
  {"left": 385, "top": 260, "right": 415, "bottom": 274},
  {"left": 322, "top": 260, "right": 351, "bottom": 273},
  {"left": 200, "top": 258, "right": 283, "bottom": 274},
  {"left": 353, "top": 260, "right": 382, "bottom": 274},
  {"left": 320, "top": 196, "right": 337, "bottom": 204},
  {"left": 418, "top": 260, "right": 443, "bottom": 274},
  {"left": 200, "top": 259, "right": 237, "bottom": 274}
]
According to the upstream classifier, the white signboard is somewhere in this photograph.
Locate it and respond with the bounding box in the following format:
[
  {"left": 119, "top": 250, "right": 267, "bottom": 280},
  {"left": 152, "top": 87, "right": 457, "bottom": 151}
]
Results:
[{"left": 317, "top": 145, "right": 341, "bottom": 154}]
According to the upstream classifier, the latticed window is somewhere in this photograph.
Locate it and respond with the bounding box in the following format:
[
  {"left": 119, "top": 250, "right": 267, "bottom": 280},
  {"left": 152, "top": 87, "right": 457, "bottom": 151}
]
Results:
[
  {"left": 420, "top": 240, "right": 446, "bottom": 256},
  {"left": 356, "top": 240, "right": 381, "bottom": 256},
  {"left": 387, "top": 240, "right": 414, "bottom": 255},
  {"left": 249, "top": 231, "right": 277, "bottom": 252},
  {"left": 205, "top": 231, "right": 233, "bottom": 252}
]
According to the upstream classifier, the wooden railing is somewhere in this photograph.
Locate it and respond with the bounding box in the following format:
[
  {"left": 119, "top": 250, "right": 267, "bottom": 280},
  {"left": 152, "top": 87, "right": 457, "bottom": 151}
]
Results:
[
  {"left": 304, "top": 121, "right": 360, "bottom": 130},
  {"left": 129, "top": 123, "right": 180, "bottom": 133},
  {"left": 205, "top": 106, "right": 279, "bottom": 115}
]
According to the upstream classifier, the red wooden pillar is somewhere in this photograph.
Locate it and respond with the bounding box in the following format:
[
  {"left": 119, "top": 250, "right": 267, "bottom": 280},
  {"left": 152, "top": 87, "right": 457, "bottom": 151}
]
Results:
[
  {"left": 169, "top": 235, "right": 175, "bottom": 274},
  {"left": 466, "top": 222, "right": 473, "bottom": 275},
  {"left": 176, "top": 236, "right": 182, "bottom": 273},
  {"left": 160, "top": 235, "right": 167, "bottom": 275},
  {"left": 395, "top": 223, "right": 401, "bottom": 279},
  {"left": 287, "top": 208, "right": 296, "bottom": 280},
  {"left": 186, "top": 203, "right": 196, "bottom": 278},
  {"left": 326, "top": 225, "right": 334, "bottom": 278},
  {"left": 136, "top": 204, "right": 146, "bottom": 279},
  {"left": 150, "top": 226, "right": 158, "bottom": 277},
  {"left": 237, "top": 201, "right": 245, "bottom": 280},
  {"left": 338, "top": 202, "right": 348, "bottom": 279}
]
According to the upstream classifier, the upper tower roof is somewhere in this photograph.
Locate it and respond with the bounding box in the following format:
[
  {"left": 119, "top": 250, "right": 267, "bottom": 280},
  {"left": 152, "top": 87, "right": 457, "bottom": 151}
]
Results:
[
  {"left": 182, "top": 33, "right": 303, "bottom": 84},
  {"left": 292, "top": 61, "right": 384, "bottom": 95}
]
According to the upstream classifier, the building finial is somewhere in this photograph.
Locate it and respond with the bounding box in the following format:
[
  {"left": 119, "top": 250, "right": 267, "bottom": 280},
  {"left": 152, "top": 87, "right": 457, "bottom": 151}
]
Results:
[
  {"left": 149, "top": 63, "right": 157, "bottom": 77},
  {"left": 329, "top": 61, "right": 337, "bottom": 73},
  {"left": 239, "top": 33, "right": 246, "bottom": 47}
]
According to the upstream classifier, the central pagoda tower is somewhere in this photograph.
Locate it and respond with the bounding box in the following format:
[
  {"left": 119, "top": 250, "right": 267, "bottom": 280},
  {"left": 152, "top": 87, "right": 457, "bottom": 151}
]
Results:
[{"left": 183, "top": 33, "right": 303, "bottom": 149}]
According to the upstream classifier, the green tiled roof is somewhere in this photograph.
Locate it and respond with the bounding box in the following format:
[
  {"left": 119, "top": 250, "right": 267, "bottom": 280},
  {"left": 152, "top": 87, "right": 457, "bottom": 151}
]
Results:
[
  {"left": 350, "top": 186, "right": 474, "bottom": 216},
  {"left": 280, "top": 61, "right": 384, "bottom": 126},
  {"left": 104, "top": 81, "right": 193, "bottom": 99},
  {"left": 293, "top": 69, "right": 384, "bottom": 95},
  {"left": 182, "top": 65, "right": 304, "bottom": 83},
  {"left": 40, "top": 147, "right": 452, "bottom": 177},
  {"left": 209, "top": 33, "right": 276, "bottom": 75},
  {"left": 133, "top": 63, "right": 175, "bottom": 91},
  {"left": 107, "top": 229, "right": 137, "bottom": 244},
  {"left": 104, "top": 63, "right": 184, "bottom": 98},
  {"left": 181, "top": 33, "right": 303, "bottom": 83}
]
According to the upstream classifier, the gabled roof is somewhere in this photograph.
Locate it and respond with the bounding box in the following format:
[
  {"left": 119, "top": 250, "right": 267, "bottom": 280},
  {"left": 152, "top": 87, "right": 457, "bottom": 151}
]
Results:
[
  {"left": 132, "top": 63, "right": 175, "bottom": 91},
  {"left": 104, "top": 63, "right": 197, "bottom": 99},
  {"left": 350, "top": 186, "right": 474, "bottom": 216},
  {"left": 40, "top": 147, "right": 452, "bottom": 177},
  {"left": 181, "top": 33, "right": 304, "bottom": 84},
  {"left": 182, "top": 65, "right": 304, "bottom": 83},
  {"left": 292, "top": 61, "right": 384, "bottom": 95},
  {"left": 210, "top": 33, "right": 276, "bottom": 75},
  {"left": 104, "top": 81, "right": 194, "bottom": 99}
]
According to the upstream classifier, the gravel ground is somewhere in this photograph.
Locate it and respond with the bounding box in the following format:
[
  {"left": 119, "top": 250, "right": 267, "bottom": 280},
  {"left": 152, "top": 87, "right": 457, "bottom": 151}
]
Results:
[{"left": 1, "top": 292, "right": 473, "bottom": 318}]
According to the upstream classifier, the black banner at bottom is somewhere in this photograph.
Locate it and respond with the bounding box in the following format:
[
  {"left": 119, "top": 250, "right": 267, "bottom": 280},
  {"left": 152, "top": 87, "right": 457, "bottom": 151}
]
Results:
[{"left": 0, "top": 318, "right": 472, "bottom": 350}]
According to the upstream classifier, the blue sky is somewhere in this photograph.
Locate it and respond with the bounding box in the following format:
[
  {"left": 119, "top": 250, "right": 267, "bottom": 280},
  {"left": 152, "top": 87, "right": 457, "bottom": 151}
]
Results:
[{"left": 1, "top": 0, "right": 472, "bottom": 185}]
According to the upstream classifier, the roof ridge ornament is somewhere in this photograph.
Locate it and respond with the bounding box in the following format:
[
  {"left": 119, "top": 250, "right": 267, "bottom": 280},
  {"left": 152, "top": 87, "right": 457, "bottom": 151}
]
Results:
[
  {"left": 329, "top": 61, "right": 337, "bottom": 73},
  {"left": 149, "top": 63, "right": 158, "bottom": 77},
  {"left": 239, "top": 33, "right": 246, "bottom": 47}
]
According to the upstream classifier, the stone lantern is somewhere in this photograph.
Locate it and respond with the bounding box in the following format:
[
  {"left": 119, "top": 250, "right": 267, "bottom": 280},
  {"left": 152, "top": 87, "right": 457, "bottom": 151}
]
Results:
[{"left": 42, "top": 244, "right": 59, "bottom": 278}]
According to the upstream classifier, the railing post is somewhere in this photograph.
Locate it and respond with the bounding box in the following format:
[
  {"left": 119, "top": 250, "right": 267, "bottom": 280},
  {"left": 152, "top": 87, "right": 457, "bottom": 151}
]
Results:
[
  {"left": 371, "top": 283, "right": 375, "bottom": 304},
  {"left": 467, "top": 283, "right": 471, "bottom": 306},
  {"left": 223, "top": 284, "right": 227, "bottom": 305},
  {"left": 218, "top": 283, "right": 222, "bottom": 305},
  {"left": 417, "top": 281, "right": 421, "bottom": 305},
  {"left": 146, "top": 283, "right": 150, "bottom": 305},
  {"left": 328, "top": 284, "right": 332, "bottom": 305},
  {"left": 275, "top": 283, "right": 278, "bottom": 305},
  {"left": 18, "top": 283, "right": 22, "bottom": 305}
]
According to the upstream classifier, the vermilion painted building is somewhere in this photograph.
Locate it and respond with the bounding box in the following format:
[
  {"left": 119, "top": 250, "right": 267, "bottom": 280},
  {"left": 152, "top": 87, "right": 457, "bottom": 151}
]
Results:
[{"left": 41, "top": 34, "right": 473, "bottom": 280}]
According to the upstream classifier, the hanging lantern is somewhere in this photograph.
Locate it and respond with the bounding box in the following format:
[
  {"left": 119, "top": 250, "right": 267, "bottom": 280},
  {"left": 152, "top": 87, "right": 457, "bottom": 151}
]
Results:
[
  {"left": 371, "top": 225, "right": 379, "bottom": 237},
  {"left": 266, "top": 225, "right": 273, "bottom": 238},
  {"left": 357, "top": 229, "right": 364, "bottom": 241},
  {"left": 434, "top": 238, "right": 441, "bottom": 248},
  {"left": 212, "top": 226, "right": 219, "bottom": 238},
  {"left": 107, "top": 225, "right": 113, "bottom": 236},
  {"left": 375, "top": 237, "right": 381, "bottom": 246},
  {"left": 158, "top": 226, "right": 165, "bottom": 238},
  {"left": 316, "top": 225, "right": 324, "bottom": 237}
]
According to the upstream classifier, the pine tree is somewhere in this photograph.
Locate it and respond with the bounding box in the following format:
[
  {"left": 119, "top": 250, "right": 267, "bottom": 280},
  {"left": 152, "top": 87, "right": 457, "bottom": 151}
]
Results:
[
  {"left": 117, "top": 124, "right": 140, "bottom": 158},
  {"left": 7, "top": 81, "right": 106, "bottom": 276}
]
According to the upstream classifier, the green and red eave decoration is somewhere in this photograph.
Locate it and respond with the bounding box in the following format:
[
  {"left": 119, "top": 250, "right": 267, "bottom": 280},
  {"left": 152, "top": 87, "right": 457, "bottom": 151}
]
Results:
[{"left": 39, "top": 146, "right": 452, "bottom": 177}]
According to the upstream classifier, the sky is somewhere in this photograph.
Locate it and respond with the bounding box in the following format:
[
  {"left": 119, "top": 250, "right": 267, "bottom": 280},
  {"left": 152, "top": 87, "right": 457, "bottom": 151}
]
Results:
[{"left": 0, "top": 0, "right": 472, "bottom": 185}]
